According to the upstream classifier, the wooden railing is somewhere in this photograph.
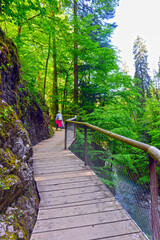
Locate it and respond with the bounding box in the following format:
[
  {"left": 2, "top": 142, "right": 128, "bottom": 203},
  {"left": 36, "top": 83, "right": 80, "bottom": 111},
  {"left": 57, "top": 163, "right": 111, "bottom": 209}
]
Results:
[{"left": 65, "top": 117, "right": 160, "bottom": 240}]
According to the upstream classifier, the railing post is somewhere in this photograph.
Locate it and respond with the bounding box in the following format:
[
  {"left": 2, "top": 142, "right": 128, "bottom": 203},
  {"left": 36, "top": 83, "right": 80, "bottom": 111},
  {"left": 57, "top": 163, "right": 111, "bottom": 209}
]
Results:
[
  {"left": 74, "top": 123, "right": 76, "bottom": 139},
  {"left": 65, "top": 121, "right": 68, "bottom": 150},
  {"left": 84, "top": 126, "right": 87, "bottom": 166},
  {"left": 149, "top": 155, "right": 160, "bottom": 240}
]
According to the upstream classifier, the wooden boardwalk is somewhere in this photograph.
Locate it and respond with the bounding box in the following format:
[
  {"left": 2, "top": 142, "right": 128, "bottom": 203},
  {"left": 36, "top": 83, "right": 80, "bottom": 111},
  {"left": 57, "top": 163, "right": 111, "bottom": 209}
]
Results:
[{"left": 31, "top": 131, "right": 148, "bottom": 240}]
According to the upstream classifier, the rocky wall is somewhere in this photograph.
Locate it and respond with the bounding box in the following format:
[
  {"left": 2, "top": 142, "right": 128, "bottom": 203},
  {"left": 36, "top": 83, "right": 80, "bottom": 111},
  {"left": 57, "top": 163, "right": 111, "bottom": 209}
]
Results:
[
  {"left": 0, "top": 28, "right": 50, "bottom": 238},
  {"left": 0, "top": 100, "right": 39, "bottom": 239}
]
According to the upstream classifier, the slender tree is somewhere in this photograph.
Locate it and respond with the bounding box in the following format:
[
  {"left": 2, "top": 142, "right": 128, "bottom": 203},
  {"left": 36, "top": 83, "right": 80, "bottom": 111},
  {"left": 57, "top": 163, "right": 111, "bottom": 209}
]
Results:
[
  {"left": 152, "top": 57, "right": 160, "bottom": 102},
  {"left": 43, "top": 35, "right": 51, "bottom": 99},
  {"left": 73, "top": 0, "right": 78, "bottom": 104},
  {"left": 52, "top": 10, "right": 58, "bottom": 114},
  {"left": 133, "top": 36, "right": 151, "bottom": 99}
]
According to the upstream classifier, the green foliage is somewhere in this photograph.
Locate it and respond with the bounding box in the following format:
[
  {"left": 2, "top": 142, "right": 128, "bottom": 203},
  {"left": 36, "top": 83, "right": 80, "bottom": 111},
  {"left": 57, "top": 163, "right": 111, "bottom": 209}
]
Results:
[
  {"left": 0, "top": 0, "right": 121, "bottom": 118},
  {"left": 0, "top": 0, "right": 41, "bottom": 24},
  {"left": 140, "top": 93, "right": 160, "bottom": 148},
  {"left": 73, "top": 90, "right": 152, "bottom": 187},
  {"left": 0, "top": 103, "right": 17, "bottom": 128},
  {"left": 133, "top": 36, "right": 151, "bottom": 99},
  {"left": 2, "top": 0, "right": 160, "bottom": 194}
]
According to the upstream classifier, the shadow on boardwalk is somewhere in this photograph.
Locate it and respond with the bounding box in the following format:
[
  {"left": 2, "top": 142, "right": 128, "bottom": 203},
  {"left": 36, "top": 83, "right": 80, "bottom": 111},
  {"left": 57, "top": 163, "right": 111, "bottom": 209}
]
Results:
[{"left": 31, "top": 130, "right": 148, "bottom": 240}]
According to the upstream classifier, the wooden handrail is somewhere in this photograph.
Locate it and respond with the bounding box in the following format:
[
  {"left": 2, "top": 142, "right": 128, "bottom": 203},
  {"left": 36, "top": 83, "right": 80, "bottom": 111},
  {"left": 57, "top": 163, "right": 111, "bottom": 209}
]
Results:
[
  {"left": 66, "top": 116, "right": 77, "bottom": 121},
  {"left": 66, "top": 120, "right": 160, "bottom": 165}
]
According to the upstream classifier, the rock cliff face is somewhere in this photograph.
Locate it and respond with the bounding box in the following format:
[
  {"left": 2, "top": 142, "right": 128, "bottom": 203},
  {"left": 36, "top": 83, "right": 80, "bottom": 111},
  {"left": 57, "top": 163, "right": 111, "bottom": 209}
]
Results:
[
  {"left": 0, "top": 28, "right": 50, "bottom": 145},
  {"left": 0, "top": 29, "right": 50, "bottom": 238},
  {"left": 17, "top": 81, "right": 50, "bottom": 146},
  {"left": 0, "top": 100, "right": 39, "bottom": 239}
]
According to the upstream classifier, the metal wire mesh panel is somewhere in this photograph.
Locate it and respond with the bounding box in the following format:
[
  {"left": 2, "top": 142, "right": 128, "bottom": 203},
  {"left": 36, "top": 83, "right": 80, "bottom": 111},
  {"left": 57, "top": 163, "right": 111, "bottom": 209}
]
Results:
[
  {"left": 68, "top": 125, "right": 159, "bottom": 239},
  {"left": 66, "top": 122, "right": 75, "bottom": 148},
  {"left": 69, "top": 125, "right": 85, "bottom": 163}
]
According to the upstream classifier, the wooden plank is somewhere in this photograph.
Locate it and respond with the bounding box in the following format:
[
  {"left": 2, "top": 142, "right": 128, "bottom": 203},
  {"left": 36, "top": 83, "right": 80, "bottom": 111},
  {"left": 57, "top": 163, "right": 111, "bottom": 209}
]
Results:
[
  {"left": 39, "top": 191, "right": 113, "bottom": 207},
  {"left": 36, "top": 176, "right": 99, "bottom": 187},
  {"left": 33, "top": 162, "right": 84, "bottom": 169},
  {"left": 35, "top": 175, "right": 100, "bottom": 188},
  {"left": 84, "top": 233, "right": 148, "bottom": 240},
  {"left": 39, "top": 197, "right": 116, "bottom": 210},
  {"left": 37, "top": 201, "right": 123, "bottom": 220},
  {"left": 35, "top": 169, "right": 95, "bottom": 179},
  {"left": 31, "top": 220, "right": 145, "bottom": 240},
  {"left": 34, "top": 166, "right": 87, "bottom": 175},
  {"left": 34, "top": 156, "right": 83, "bottom": 161},
  {"left": 32, "top": 209, "right": 130, "bottom": 233},
  {"left": 39, "top": 184, "right": 111, "bottom": 199},
  {"left": 37, "top": 180, "right": 104, "bottom": 192},
  {"left": 34, "top": 162, "right": 83, "bottom": 169}
]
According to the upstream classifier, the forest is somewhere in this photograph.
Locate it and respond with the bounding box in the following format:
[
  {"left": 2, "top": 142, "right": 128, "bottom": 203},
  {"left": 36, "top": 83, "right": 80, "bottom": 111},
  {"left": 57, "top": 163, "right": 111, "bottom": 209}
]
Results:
[
  {"left": 1, "top": 0, "right": 160, "bottom": 184},
  {"left": 1, "top": 0, "right": 160, "bottom": 238}
]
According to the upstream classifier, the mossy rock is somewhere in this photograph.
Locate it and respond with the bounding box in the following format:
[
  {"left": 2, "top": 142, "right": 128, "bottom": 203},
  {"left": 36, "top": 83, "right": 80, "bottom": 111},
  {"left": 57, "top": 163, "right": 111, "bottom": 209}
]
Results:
[
  {"left": 0, "top": 101, "right": 18, "bottom": 146},
  {"left": 0, "top": 149, "right": 20, "bottom": 172},
  {"left": 0, "top": 28, "right": 20, "bottom": 83}
]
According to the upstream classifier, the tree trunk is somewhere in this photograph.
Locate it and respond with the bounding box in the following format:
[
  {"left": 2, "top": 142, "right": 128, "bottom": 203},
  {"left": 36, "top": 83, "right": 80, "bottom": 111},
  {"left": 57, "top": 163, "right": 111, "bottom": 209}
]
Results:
[
  {"left": 62, "top": 72, "right": 69, "bottom": 114},
  {"left": 53, "top": 35, "right": 58, "bottom": 114},
  {"left": 62, "top": 61, "right": 73, "bottom": 114},
  {"left": 52, "top": 10, "right": 58, "bottom": 116},
  {"left": 74, "top": 0, "right": 78, "bottom": 104},
  {"left": 37, "top": 70, "right": 41, "bottom": 90},
  {"left": 43, "top": 35, "right": 51, "bottom": 99},
  {"left": 154, "top": 88, "right": 159, "bottom": 102},
  {"left": 18, "top": 26, "right": 22, "bottom": 36}
]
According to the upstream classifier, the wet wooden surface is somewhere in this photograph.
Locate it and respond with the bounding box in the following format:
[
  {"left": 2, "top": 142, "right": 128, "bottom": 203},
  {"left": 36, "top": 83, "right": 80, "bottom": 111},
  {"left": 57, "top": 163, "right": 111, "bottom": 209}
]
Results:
[{"left": 31, "top": 130, "right": 148, "bottom": 240}]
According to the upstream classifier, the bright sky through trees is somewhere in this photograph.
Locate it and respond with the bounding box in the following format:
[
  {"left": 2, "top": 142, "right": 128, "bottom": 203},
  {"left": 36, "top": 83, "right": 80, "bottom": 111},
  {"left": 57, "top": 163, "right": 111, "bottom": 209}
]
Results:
[{"left": 111, "top": 0, "right": 160, "bottom": 77}]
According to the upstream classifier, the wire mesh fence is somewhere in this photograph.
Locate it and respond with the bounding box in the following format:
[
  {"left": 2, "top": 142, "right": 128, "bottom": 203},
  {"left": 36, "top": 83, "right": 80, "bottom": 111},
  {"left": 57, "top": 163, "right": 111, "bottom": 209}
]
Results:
[
  {"left": 66, "top": 122, "right": 160, "bottom": 240},
  {"left": 65, "top": 121, "right": 75, "bottom": 148}
]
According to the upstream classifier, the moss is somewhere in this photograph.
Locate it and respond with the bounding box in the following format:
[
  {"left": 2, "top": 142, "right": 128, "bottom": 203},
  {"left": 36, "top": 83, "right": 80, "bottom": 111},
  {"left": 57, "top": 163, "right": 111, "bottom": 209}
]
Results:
[
  {"left": 0, "top": 148, "right": 20, "bottom": 190},
  {"left": 15, "top": 94, "right": 22, "bottom": 119},
  {"left": 0, "top": 71, "right": 1, "bottom": 89},
  {"left": 0, "top": 174, "right": 20, "bottom": 190},
  {"left": 2, "top": 226, "right": 25, "bottom": 239},
  {"left": 0, "top": 40, "right": 12, "bottom": 71},
  {"left": 0, "top": 102, "right": 17, "bottom": 122},
  {"left": 0, "top": 28, "right": 20, "bottom": 84},
  {"left": 0, "top": 28, "right": 19, "bottom": 63},
  {"left": 0, "top": 152, "right": 19, "bottom": 170},
  {"left": 0, "top": 102, "right": 18, "bottom": 143},
  {"left": 0, "top": 102, "right": 21, "bottom": 191},
  {"left": 49, "top": 125, "right": 54, "bottom": 137},
  {"left": 0, "top": 100, "right": 30, "bottom": 145}
]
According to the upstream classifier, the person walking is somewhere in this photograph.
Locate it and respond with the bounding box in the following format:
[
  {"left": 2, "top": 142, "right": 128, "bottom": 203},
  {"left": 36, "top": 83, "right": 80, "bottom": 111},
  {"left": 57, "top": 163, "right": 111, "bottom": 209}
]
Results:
[{"left": 55, "top": 110, "right": 63, "bottom": 131}]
